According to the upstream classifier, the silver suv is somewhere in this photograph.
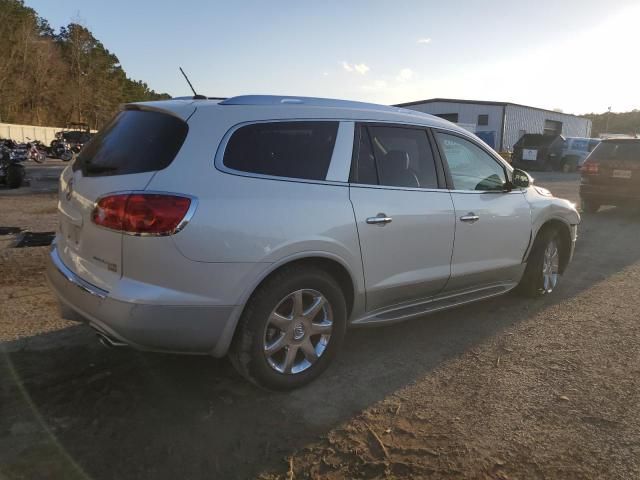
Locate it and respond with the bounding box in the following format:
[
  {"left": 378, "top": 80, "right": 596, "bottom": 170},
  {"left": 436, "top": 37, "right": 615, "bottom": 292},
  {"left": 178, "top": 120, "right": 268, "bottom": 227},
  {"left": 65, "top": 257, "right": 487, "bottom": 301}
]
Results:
[{"left": 46, "top": 95, "right": 580, "bottom": 390}]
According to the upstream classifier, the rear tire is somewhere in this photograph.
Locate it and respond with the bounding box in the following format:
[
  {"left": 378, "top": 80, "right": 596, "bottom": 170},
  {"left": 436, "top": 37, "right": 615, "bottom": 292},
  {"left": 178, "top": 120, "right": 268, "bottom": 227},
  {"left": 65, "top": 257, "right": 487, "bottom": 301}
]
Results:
[
  {"left": 517, "top": 228, "right": 561, "bottom": 298},
  {"left": 561, "top": 156, "right": 578, "bottom": 173},
  {"left": 581, "top": 198, "right": 600, "bottom": 214},
  {"left": 6, "top": 165, "right": 23, "bottom": 189},
  {"left": 229, "top": 265, "right": 347, "bottom": 390}
]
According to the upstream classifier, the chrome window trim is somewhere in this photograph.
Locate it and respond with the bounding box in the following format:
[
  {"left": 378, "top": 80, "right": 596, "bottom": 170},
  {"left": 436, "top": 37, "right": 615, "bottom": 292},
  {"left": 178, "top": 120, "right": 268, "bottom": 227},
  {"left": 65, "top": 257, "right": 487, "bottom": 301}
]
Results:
[
  {"left": 50, "top": 246, "right": 108, "bottom": 299},
  {"left": 348, "top": 183, "right": 449, "bottom": 194},
  {"left": 214, "top": 119, "right": 346, "bottom": 185},
  {"left": 213, "top": 118, "right": 483, "bottom": 186},
  {"left": 91, "top": 191, "right": 199, "bottom": 237}
]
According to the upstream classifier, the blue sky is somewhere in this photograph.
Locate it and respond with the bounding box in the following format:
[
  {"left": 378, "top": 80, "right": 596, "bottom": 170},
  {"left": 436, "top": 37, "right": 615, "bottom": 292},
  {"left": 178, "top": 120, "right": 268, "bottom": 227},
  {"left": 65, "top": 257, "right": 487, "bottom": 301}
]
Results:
[{"left": 27, "top": 0, "right": 640, "bottom": 114}]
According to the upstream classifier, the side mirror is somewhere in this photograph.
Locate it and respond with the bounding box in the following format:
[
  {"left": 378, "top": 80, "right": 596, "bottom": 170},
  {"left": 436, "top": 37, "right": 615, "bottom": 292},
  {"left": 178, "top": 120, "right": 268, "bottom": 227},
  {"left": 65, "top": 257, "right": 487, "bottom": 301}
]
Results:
[{"left": 512, "top": 168, "right": 531, "bottom": 188}]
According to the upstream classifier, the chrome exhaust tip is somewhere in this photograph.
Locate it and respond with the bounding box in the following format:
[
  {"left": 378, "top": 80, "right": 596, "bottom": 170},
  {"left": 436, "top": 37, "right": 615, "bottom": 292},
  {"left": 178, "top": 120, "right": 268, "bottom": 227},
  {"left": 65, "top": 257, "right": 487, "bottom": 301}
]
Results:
[{"left": 95, "top": 332, "right": 128, "bottom": 348}]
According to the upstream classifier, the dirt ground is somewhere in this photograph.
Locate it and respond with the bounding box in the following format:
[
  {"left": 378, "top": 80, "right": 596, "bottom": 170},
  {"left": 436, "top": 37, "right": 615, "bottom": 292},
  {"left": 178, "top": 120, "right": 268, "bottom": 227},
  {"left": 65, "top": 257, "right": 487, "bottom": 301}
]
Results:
[{"left": 1, "top": 164, "right": 639, "bottom": 479}]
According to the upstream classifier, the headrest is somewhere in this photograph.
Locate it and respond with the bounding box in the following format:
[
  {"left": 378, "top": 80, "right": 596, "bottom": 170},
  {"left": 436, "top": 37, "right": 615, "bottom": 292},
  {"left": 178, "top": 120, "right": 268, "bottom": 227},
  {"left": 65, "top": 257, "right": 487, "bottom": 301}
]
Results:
[{"left": 383, "top": 150, "right": 411, "bottom": 170}]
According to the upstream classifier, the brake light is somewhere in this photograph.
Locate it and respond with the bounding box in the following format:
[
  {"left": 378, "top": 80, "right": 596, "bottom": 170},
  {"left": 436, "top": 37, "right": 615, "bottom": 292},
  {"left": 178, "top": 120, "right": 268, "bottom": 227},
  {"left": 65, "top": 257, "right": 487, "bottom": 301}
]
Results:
[
  {"left": 92, "top": 193, "right": 192, "bottom": 235},
  {"left": 581, "top": 161, "right": 599, "bottom": 175}
]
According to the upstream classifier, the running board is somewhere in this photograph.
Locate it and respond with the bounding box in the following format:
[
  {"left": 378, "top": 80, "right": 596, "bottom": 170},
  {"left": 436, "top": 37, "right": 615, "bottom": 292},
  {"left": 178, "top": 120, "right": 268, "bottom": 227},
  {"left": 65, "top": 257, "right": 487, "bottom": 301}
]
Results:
[{"left": 350, "top": 283, "right": 517, "bottom": 326}]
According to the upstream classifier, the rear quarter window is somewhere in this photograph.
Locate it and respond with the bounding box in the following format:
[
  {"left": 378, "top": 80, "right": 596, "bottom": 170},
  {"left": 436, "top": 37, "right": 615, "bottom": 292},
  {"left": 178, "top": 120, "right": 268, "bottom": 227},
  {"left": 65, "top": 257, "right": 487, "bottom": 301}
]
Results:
[
  {"left": 74, "top": 109, "right": 188, "bottom": 177},
  {"left": 223, "top": 121, "right": 338, "bottom": 181}
]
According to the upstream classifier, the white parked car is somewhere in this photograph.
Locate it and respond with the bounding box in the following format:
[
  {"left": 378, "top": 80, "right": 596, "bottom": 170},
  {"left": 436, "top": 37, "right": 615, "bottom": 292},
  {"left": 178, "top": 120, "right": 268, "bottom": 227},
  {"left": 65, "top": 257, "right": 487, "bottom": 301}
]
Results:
[{"left": 47, "top": 95, "right": 580, "bottom": 389}]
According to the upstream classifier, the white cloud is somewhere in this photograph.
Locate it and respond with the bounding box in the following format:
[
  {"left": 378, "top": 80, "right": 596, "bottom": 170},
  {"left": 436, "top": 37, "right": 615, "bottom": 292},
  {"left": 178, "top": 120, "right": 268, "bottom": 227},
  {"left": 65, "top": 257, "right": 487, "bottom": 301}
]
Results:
[
  {"left": 323, "top": 71, "right": 329, "bottom": 77},
  {"left": 396, "top": 68, "right": 414, "bottom": 82},
  {"left": 417, "top": 37, "right": 432, "bottom": 44},
  {"left": 354, "top": 63, "right": 370, "bottom": 75},
  {"left": 341, "top": 61, "right": 370, "bottom": 75}
]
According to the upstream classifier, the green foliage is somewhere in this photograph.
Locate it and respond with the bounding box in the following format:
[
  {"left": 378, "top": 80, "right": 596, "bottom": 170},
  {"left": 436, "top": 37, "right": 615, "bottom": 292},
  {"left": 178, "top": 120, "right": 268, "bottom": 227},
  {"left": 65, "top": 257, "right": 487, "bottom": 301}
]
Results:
[
  {"left": 0, "top": 0, "right": 169, "bottom": 129},
  {"left": 583, "top": 110, "right": 640, "bottom": 138}
]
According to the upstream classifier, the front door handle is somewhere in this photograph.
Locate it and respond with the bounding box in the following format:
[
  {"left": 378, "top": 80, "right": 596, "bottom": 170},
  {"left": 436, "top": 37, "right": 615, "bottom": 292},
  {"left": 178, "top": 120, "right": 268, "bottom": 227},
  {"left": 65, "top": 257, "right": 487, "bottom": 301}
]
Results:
[
  {"left": 460, "top": 213, "right": 480, "bottom": 223},
  {"left": 366, "top": 213, "right": 393, "bottom": 226}
]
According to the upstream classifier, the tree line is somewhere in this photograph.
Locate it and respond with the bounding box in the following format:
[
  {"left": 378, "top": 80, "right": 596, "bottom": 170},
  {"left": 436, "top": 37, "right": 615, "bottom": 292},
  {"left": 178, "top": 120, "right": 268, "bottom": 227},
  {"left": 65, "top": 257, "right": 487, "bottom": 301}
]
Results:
[
  {"left": 0, "top": 0, "right": 169, "bottom": 129},
  {"left": 583, "top": 110, "right": 640, "bottom": 138}
]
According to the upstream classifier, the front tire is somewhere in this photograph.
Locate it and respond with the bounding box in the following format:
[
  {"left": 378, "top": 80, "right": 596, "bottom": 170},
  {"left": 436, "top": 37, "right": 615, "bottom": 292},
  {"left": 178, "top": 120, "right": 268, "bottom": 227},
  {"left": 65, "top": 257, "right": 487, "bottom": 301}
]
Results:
[
  {"left": 517, "top": 229, "right": 561, "bottom": 297},
  {"left": 229, "top": 265, "right": 347, "bottom": 390}
]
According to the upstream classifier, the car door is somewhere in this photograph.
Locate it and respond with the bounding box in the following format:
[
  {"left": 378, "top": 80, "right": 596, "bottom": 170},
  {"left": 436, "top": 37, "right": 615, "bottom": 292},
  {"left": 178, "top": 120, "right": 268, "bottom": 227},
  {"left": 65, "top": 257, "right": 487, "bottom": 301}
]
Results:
[
  {"left": 433, "top": 130, "right": 532, "bottom": 293},
  {"left": 349, "top": 124, "right": 456, "bottom": 312}
]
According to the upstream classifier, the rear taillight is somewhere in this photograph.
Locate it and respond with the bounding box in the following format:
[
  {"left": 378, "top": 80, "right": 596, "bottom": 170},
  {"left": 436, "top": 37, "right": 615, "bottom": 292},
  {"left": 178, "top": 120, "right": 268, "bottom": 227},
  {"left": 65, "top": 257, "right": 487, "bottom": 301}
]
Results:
[
  {"left": 581, "top": 161, "right": 599, "bottom": 175},
  {"left": 92, "top": 193, "right": 193, "bottom": 235}
]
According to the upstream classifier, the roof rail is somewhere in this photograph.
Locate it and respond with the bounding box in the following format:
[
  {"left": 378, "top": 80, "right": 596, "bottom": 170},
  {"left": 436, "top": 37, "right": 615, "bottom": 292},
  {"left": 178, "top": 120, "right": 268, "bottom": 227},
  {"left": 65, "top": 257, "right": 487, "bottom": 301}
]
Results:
[
  {"left": 219, "top": 95, "right": 404, "bottom": 112},
  {"left": 171, "top": 96, "right": 228, "bottom": 101}
]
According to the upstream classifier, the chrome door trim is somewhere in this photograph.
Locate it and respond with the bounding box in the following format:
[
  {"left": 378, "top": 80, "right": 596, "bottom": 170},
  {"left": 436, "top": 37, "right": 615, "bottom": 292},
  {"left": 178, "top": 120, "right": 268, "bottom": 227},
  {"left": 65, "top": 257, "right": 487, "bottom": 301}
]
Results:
[
  {"left": 459, "top": 214, "right": 480, "bottom": 223},
  {"left": 366, "top": 214, "right": 393, "bottom": 225},
  {"left": 350, "top": 281, "right": 517, "bottom": 326}
]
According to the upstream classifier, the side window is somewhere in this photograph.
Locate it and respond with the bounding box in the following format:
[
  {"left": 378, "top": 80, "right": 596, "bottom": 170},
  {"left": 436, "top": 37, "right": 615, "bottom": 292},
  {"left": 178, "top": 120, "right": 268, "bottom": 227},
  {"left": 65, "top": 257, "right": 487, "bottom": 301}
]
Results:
[
  {"left": 350, "top": 126, "right": 378, "bottom": 185},
  {"left": 435, "top": 132, "right": 507, "bottom": 191},
  {"left": 223, "top": 121, "right": 338, "bottom": 180},
  {"left": 368, "top": 126, "right": 438, "bottom": 188}
]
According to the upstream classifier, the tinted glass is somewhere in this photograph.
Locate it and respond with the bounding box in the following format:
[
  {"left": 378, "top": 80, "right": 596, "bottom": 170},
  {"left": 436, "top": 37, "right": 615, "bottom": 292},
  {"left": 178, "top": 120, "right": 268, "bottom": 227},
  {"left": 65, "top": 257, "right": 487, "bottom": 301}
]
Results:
[
  {"left": 436, "top": 132, "right": 507, "bottom": 191},
  {"left": 224, "top": 121, "right": 338, "bottom": 180},
  {"left": 590, "top": 141, "right": 640, "bottom": 162},
  {"left": 74, "top": 110, "right": 188, "bottom": 177},
  {"left": 588, "top": 139, "right": 600, "bottom": 152},
  {"left": 478, "top": 114, "right": 489, "bottom": 126},
  {"left": 367, "top": 126, "right": 438, "bottom": 189},
  {"left": 350, "top": 126, "right": 378, "bottom": 185}
]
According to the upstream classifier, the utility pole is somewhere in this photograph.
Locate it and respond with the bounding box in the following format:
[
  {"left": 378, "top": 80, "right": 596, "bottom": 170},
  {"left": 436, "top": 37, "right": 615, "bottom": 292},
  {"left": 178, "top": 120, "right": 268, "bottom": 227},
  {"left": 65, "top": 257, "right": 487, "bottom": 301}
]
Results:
[{"left": 604, "top": 106, "right": 612, "bottom": 138}]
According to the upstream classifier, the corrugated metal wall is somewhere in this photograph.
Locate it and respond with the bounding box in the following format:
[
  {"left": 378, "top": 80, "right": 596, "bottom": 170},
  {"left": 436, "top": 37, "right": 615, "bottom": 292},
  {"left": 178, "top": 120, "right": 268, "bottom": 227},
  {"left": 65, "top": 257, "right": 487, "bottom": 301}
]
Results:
[
  {"left": 504, "top": 105, "right": 592, "bottom": 150},
  {"left": 401, "top": 101, "right": 593, "bottom": 151},
  {"left": 401, "top": 102, "right": 504, "bottom": 149}
]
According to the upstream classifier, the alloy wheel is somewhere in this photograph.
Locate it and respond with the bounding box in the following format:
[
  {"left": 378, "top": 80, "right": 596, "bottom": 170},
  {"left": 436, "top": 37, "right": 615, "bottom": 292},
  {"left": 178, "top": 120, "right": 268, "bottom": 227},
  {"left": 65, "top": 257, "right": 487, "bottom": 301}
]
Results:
[
  {"left": 262, "top": 289, "right": 333, "bottom": 374},
  {"left": 542, "top": 240, "right": 560, "bottom": 293}
]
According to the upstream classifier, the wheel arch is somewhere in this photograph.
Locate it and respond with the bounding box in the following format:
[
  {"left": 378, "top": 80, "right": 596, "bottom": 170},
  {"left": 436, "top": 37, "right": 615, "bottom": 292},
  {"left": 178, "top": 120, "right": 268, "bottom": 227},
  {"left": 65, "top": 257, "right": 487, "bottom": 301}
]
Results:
[
  {"left": 527, "top": 219, "right": 572, "bottom": 274},
  {"left": 249, "top": 254, "right": 357, "bottom": 318},
  {"left": 211, "top": 252, "right": 361, "bottom": 357}
]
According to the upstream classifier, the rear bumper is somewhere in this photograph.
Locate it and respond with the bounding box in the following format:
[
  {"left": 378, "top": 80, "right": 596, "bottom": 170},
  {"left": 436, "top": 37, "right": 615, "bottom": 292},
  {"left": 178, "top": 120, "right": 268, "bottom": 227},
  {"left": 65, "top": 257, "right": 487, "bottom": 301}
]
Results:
[
  {"left": 46, "top": 246, "right": 240, "bottom": 356},
  {"left": 580, "top": 183, "right": 640, "bottom": 203}
]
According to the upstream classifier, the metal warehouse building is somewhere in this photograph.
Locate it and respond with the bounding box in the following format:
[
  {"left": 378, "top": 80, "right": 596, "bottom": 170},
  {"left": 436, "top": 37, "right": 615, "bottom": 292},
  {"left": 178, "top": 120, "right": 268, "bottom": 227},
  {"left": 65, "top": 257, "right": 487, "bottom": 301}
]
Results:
[{"left": 395, "top": 98, "right": 592, "bottom": 151}]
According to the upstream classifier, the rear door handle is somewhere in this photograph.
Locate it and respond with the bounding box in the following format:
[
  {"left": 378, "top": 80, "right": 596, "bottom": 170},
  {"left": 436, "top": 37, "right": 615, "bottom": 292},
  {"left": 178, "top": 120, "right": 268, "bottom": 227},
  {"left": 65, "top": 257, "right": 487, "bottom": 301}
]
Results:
[
  {"left": 460, "top": 213, "right": 480, "bottom": 223},
  {"left": 366, "top": 213, "right": 393, "bottom": 226}
]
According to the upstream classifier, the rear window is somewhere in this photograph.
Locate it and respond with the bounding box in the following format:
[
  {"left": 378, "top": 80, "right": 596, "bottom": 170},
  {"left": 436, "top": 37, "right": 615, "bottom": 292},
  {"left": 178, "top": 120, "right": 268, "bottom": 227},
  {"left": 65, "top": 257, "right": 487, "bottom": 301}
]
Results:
[
  {"left": 73, "top": 109, "right": 188, "bottom": 177},
  {"left": 590, "top": 141, "right": 640, "bottom": 162},
  {"left": 223, "top": 121, "right": 338, "bottom": 181}
]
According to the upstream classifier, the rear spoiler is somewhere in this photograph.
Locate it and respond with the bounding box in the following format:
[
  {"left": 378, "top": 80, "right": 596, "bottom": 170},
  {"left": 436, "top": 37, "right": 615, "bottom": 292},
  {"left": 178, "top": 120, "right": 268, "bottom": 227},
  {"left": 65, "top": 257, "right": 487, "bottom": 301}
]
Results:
[{"left": 124, "top": 101, "right": 197, "bottom": 122}]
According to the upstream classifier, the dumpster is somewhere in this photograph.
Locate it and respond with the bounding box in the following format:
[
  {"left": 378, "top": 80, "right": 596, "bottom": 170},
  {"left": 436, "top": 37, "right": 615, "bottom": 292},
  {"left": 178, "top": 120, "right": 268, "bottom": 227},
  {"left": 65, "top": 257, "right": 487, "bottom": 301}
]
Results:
[{"left": 511, "top": 134, "right": 565, "bottom": 171}]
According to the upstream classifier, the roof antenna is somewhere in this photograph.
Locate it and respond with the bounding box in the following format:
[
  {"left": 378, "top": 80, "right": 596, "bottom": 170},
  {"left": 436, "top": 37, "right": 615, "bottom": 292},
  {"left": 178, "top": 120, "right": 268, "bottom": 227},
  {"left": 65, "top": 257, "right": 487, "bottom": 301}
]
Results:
[{"left": 179, "top": 67, "right": 207, "bottom": 99}]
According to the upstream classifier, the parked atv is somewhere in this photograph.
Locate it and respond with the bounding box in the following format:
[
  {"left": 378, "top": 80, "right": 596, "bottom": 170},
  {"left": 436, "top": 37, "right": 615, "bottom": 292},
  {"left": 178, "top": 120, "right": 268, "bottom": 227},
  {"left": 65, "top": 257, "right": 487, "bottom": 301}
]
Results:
[{"left": 0, "top": 144, "right": 25, "bottom": 188}]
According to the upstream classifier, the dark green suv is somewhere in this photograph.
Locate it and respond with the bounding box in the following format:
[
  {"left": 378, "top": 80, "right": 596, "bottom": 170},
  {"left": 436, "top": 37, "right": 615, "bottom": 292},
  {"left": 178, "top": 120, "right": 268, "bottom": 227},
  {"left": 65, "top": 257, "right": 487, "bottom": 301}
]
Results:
[{"left": 580, "top": 139, "right": 640, "bottom": 213}]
